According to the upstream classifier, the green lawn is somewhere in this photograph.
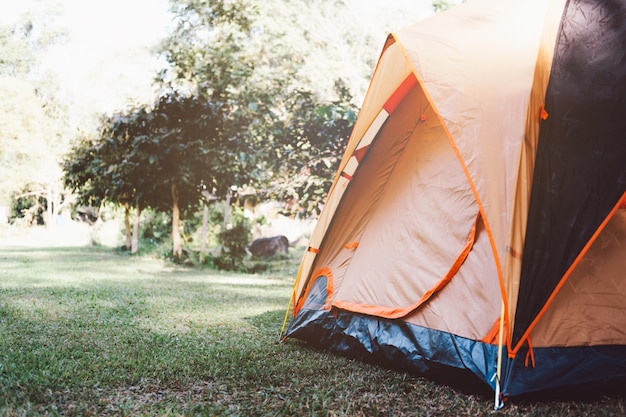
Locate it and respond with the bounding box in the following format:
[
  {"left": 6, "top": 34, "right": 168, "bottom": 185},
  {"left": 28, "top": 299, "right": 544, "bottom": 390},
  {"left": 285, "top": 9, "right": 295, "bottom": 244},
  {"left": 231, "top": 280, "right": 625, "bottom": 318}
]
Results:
[{"left": 0, "top": 245, "right": 624, "bottom": 416}]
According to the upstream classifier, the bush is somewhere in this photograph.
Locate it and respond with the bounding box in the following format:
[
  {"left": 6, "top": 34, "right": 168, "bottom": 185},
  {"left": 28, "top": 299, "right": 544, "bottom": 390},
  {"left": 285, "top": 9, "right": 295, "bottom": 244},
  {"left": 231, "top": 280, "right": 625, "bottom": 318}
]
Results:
[
  {"left": 10, "top": 187, "right": 46, "bottom": 225},
  {"left": 214, "top": 208, "right": 251, "bottom": 271},
  {"left": 186, "top": 203, "right": 225, "bottom": 250},
  {"left": 140, "top": 209, "right": 171, "bottom": 245}
]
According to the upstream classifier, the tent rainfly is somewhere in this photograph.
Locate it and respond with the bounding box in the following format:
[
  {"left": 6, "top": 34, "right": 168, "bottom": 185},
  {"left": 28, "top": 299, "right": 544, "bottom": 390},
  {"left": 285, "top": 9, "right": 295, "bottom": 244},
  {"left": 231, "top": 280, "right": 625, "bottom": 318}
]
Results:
[{"left": 282, "top": 0, "right": 626, "bottom": 407}]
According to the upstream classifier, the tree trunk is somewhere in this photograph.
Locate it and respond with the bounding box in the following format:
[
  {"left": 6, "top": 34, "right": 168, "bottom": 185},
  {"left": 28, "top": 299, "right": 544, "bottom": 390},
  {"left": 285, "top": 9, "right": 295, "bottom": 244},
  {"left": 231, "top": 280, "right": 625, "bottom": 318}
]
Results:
[
  {"left": 124, "top": 202, "right": 131, "bottom": 250},
  {"left": 131, "top": 200, "right": 141, "bottom": 254},
  {"left": 224, "top": 189, "right": 232, "bottom": 229},
  {"left": 171, "top": 182, "right": 182, "bottom": 258},
  {"left": 46, "top": 186, "right": 54, "bottom": 229},
  {"left": 201, "top": 202, "right": 209, "bottom": 254}
]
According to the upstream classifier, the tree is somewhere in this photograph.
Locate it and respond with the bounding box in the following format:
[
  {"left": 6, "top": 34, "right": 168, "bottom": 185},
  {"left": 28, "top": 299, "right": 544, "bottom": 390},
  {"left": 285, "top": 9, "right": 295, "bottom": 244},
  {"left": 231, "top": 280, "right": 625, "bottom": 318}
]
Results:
[
  {"left": 0, "top": 24, "right": 35, "bottom": 76},
  {"left": 64, "top": 88, "right": 252, "bottom": 257},
  {"left": 157, "top": 0, "right": 428, "bottom": 217},
  {"left": 261, "top": 82, "right": 357, "bottom": 217},
  {"left": 103, "top": 107, "right": 169, "bottom": 253},
  {"left": 157, "top": 0, "right": 274, "bottom": 255},
  {"left": 146, "top": 91, "right": 233, "bottom": 258},
  {"left": 63, "top": 118, "right": 136, "bottom": 250},
  {"left": 0, "top": 75, "right": 71, "bottom": 225},
  {"left": 64, "top": 105, "right": 164, "bottom": 252},
  {"left": 0, "top": 11, "right": 71, "bottom": 225}
]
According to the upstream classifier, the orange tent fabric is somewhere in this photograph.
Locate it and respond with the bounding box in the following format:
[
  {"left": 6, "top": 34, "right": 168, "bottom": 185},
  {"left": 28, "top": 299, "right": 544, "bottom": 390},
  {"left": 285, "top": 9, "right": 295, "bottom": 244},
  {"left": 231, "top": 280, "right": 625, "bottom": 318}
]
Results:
[{"left": 285, "top": 0, "right": 626, "bottom": 400}]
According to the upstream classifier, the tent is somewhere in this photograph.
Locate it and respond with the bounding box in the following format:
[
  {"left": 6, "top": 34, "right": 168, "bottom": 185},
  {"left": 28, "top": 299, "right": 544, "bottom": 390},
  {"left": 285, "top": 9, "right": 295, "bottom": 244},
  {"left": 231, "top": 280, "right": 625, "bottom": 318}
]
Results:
[{"left": 282, "top": 0, "right": 626, "bottom": 405}]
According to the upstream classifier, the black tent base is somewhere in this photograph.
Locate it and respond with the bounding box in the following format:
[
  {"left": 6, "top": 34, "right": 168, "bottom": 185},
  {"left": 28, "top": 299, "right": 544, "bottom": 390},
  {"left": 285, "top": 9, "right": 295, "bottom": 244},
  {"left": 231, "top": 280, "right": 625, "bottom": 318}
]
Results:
[
  {"left": 286, "top": 308, "right": 497, "bottom": 396},
  {"left": 509, "top": 377, "right": 626, "bottom": 404},
  {"left": 287, "top": 333, "right": 493, "bottom": 398},
  {"left": 286, "top": 308, "right": 626, "bottom": 399}
]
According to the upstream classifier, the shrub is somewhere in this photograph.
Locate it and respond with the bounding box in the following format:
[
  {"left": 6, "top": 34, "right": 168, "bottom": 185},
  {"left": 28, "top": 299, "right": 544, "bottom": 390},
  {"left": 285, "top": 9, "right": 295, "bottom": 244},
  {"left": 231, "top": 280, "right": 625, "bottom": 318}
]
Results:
[
  {"left": 9, "top": 186, "right": 46, "bottom": 225},
  {"left": 214, "top": 208, "right": 251, "bottom": 271}
]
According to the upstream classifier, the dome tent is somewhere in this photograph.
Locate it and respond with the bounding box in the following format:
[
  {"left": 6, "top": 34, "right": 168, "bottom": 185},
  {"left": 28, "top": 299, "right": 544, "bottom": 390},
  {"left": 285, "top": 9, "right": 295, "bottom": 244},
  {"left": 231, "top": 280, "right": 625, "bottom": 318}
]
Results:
[{"left": 282, "top": 0, "right": 626, "bottom": 406}]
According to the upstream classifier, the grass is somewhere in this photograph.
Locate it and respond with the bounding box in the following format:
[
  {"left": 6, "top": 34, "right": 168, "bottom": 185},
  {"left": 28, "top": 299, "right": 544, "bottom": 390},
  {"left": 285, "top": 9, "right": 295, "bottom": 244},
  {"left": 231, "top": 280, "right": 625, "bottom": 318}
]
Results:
[{"left": 0, "top": 245, "right": 624, "bottom": 416}]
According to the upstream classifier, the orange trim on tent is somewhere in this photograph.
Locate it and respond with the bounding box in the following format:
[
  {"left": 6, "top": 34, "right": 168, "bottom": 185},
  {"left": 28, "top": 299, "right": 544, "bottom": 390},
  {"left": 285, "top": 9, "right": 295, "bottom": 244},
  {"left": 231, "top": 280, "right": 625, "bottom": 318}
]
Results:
[
  {"left": 293, "top": 267, "right": 334, "bottom": 316},
  {"left": 511, "top": 190, "right": 626, "bottom": 355},
  {"left": 540, "top": 104, "right": 549, "bottom": 120},
  {"left": 344, "top": 242, "right": 359, "bottom": 250},
  {"left": 482, "top": 317, "right": 508, "bottom": 346},
  {"left": 331, "top": 213, "right": 480, "bottom": 319},
  {"left": 524, "top": 337, "right": 535, "bottom": 368},
  {"left": 322, "top": 268, "right": 335, "bottom": 310},
  {"left": 292, "top": 287, "right": 305, "bottom": 317},
  {"left": 383, "top": 73, "right": 418, "bottom": 114}
]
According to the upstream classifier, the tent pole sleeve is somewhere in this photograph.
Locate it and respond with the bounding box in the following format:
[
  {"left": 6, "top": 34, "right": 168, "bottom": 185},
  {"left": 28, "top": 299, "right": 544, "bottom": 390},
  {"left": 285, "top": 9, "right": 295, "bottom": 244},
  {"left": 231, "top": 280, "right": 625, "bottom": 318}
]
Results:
[{"left": 494, "top": 300, "right": 506, "bottom": 410}]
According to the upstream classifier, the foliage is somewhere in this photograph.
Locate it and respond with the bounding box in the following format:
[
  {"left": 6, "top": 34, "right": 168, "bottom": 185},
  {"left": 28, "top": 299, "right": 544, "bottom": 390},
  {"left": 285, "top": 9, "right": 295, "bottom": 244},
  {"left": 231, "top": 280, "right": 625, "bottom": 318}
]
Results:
[
  {"left": 0, "top": 10, "right": 70, "bottom": 217},
  {"left": 156, "top": 0, "right": 370, "bottom": 218},
  {"left": 0, "top": 25, "right": 35, "bottom": 76},
  {"left": 160, "top": 0, "right": 255, "bottom": 94},
  {"left": 433, "top": 0, "right": 455, "bottom": 13},
  {"left": 63, "top": 88, "right": 252, "bottom": 257},
  {"left": 214, "top": 207, "right": 251, "bottom": 271},
  {"left": 65, "top": 93, "right": 214, "bottom": 210},
  {"left": 146, "top": 90, "right": 248, "bottom": 203},
  {"left": 136, "top": 208, "right": 172, "bottom": 247},
  {"left": 53, "top": 0, "right": 455, "bottom": 253},
  {"left": 9, "top": 186, "right": 46, "bottom": 226},
  {"left": 158, "top": 0, "right": 278, "bottom": 193},
  {"left": 186, "top": 201, "right": 225, "bottom": 250},
  {"left": 264, "top": 81, "right": 357, "bottom": 216},
  {"left": 0, "top": 76, "right": 64, "bottom": 215},
  {"left": 62, "top": 132, "right": 109, "bottom": 208},
  {"left": 0, "top": 12, "right": 66, "bottom": 77},
  {"left": 1, "top": 246, "right": 624, "bottom": 416},
  {"left": 63, "top": 111, "right": 146, "bottom": 252}
]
